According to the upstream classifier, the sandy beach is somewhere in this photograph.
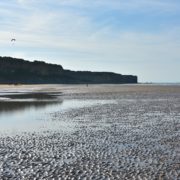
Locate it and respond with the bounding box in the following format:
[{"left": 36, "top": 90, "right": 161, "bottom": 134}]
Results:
[{"left": 0, "top": 84, "right": 180, "bottom": 179}]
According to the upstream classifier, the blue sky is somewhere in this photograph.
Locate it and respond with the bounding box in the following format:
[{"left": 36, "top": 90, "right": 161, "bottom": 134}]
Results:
[{"left": 0, "top": 0, "right": 180, "bottom": 82}]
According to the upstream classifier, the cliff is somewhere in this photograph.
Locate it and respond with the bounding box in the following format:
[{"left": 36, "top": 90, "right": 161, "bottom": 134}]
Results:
[{"left": 0, "top": 56, "right": 138, "bottom": 84}]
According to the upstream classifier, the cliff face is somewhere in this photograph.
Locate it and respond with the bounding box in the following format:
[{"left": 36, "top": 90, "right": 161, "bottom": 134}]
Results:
[{"left": 0, "top": 56, "right": 137, "bottom": 84}]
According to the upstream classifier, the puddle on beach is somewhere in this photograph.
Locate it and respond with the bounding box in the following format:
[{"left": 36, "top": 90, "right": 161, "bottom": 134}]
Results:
[{"left": 0, "top": 92, "right": 113, "bottom": 134}]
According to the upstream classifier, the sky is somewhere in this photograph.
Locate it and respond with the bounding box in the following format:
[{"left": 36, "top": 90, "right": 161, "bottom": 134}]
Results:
[{"left": 0, "top": 0, "right": 180, "bottom": 82}]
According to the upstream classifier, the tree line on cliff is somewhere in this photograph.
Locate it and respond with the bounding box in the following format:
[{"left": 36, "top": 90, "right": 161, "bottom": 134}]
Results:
[{"left": 0, "top": 56, "right": 137, "bottom": 84}]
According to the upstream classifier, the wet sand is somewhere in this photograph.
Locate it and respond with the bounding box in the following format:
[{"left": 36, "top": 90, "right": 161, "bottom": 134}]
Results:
[{"left": 0, "top": 84, "right": 180, "bottom": 179}]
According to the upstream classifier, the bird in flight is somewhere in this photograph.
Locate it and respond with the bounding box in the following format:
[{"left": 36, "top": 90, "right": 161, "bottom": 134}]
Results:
[{"left": 11, "top": 38, "right": 16, "bottom": 42}]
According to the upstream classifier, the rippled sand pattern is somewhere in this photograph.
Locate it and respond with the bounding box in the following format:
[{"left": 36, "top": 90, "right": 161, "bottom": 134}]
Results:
[{"left": 0, "top": 85, "right": 180, "bottom": 179}]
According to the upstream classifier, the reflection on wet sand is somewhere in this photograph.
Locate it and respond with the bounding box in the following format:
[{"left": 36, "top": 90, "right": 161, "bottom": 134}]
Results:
[
  {"left": 0, "top": 92, "right": 65, "bottom": 133},
  {"left": 0, "top": 101, "right": 62, "bottom": 114},
  {"left": 0, "top": 90, "right": 113, "bottom": 134},
  {"left": 0, "top": 92, "right": 61, "bottom": 99},
  {"left": 0, "top": 92, "right": 63, "bottom": 114}
]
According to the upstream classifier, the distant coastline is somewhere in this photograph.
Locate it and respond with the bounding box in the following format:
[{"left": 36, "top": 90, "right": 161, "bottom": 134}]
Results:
[{"left": 0, "top": 56, "right": 138, "bottom": 84}]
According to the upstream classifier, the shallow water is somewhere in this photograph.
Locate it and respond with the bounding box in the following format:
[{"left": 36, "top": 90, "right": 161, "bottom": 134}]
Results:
[{"left": 0, "top": 92, "right": 114, "bottom": 134}]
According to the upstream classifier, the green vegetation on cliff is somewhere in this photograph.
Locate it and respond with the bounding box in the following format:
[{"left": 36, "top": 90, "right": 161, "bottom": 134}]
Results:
[{"left": 0, "top": 56, "right": 137, "bottom": 84}]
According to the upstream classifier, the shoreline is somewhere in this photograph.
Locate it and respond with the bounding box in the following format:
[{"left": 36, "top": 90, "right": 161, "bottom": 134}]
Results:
[{"left": 0, "top": 84, "right": 180, "bottom": 179}]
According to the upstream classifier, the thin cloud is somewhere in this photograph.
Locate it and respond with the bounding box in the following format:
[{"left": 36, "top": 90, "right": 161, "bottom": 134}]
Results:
[
  {"left": 52, "top": 0, "right": 180, "bottom": 13},
  {"left": 0, "top": 0, "right": 180, "bottom": 82}
]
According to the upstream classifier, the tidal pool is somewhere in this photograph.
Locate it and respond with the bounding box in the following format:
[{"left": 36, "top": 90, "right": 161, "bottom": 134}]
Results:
[{"left": 0, "top": 93, "right": 114, "bottom": 134}]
